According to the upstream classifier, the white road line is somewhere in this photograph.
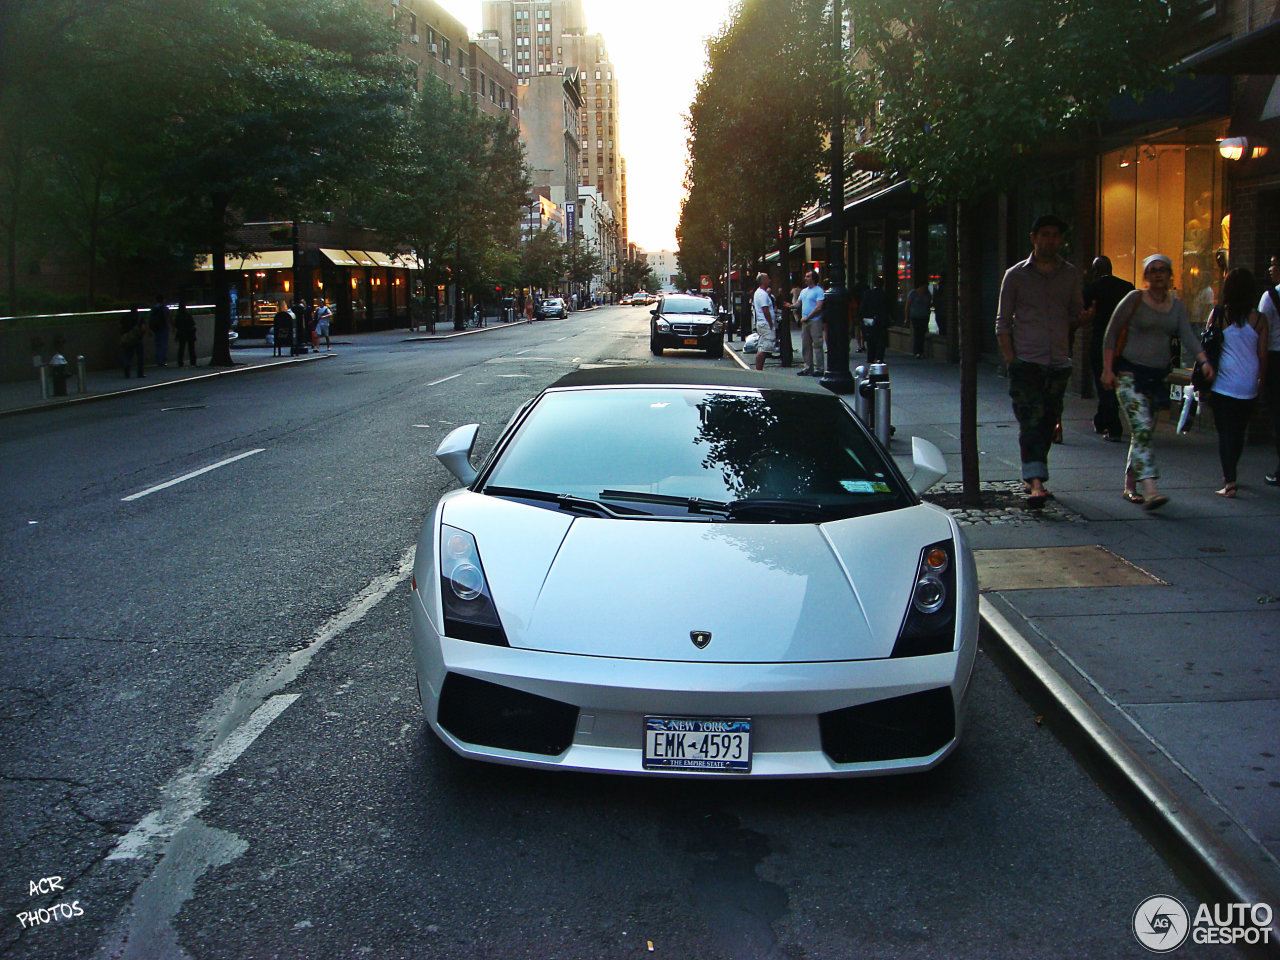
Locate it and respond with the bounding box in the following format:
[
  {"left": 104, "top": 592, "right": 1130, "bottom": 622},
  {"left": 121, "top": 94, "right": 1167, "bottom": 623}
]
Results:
[
  {"left": 428, "top": 373, "right": 461, "bottom": 386},
  {"left": 107, "top": 695, "right": 299, "bottom": 861},
  {"left": 107, "top": 546, "right": 416, "bottom": 860},
  {"left": 121, "top": 450, "right": 264, "bottom": 502}
]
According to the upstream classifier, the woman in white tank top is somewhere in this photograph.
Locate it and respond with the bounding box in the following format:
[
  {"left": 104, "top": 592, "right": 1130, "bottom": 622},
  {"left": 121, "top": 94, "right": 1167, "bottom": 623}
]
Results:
[{"left": 1208, "top": 268, "right": 1269, "bottom": 497}]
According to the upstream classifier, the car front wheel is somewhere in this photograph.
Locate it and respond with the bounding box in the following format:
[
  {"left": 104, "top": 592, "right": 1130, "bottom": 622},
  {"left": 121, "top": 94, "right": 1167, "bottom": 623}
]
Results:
[
  {"left": 706, "top": 338, "right": 724, "bottom": 359},
  {"left": 650, "top": 336, "right": 663, "bottom": 356}
]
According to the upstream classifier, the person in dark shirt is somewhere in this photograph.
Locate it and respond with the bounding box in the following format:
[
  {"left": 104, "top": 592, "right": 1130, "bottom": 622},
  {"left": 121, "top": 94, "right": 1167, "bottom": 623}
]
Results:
[{"left": 1083, "top": 256, "right": 1134, "bottom": 441}]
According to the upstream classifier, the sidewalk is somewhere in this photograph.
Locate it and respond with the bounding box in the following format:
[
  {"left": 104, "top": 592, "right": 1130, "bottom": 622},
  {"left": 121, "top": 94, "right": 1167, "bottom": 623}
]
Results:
[
  {"left": 0, "top": 318, "right": 532, "bottom": 418},
  {"left": 730, "top": 333, "right": 1280, "bottom": 917}
]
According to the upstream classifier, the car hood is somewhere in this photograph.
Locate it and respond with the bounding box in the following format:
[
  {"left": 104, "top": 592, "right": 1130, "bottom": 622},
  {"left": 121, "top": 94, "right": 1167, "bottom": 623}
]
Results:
[{"left": 439, "top": 493, "right": 955, "bottom": 663}]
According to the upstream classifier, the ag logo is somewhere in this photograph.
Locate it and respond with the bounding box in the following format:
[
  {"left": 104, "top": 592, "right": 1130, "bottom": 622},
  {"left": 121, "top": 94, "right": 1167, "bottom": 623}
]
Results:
[
  {"left": 1133, "top": 895, "right": 1190, "bottom": 952},
  {"left": 690, "top": 630, "right": 712, "bottom": 649}
]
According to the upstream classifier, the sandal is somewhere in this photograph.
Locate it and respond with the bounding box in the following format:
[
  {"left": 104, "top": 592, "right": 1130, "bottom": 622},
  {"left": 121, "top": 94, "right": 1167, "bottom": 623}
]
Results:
[
  {"left": 1216, "top": 483, "right": 1237, "bottom": 498},
  {"left": 1142, "top": 494, "right": 1169, "bottom": 511},
  {"left": 1122, "top": 490, "right": 1144, "bottom": 504}
]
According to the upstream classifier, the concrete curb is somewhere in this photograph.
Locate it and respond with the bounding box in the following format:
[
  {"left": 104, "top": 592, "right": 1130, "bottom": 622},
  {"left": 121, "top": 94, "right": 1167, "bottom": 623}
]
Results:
[
  {"left": 0, "top": 352, "right": 332, "bottom": 418},
  {"left": 979, "top": 596, "right": 1280, "bottom": 943}
]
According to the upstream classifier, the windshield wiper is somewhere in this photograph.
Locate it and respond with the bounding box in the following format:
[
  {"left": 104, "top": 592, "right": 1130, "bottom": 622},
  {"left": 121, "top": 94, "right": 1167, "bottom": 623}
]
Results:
[
  {"left": 724, "top": 498, "right": 831, "bottom": 521},
  {"left": 598, "top": 489, "right": 732, "bottom": 517},
  {"left": 485, "top": 485, "right": 648, "bottom": 518}
]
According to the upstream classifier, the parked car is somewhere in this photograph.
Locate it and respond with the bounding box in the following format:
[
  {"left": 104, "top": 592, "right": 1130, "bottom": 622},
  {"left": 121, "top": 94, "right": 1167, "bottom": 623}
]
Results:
[
  {"left": 649, "top": 293, "right": 725, "bottom": 358},
  {"left": 537, "top": 297, "right": 566, "bottom": 320},
  {"left": 410, "top": 366, "right": 976, "bottom": 778}
]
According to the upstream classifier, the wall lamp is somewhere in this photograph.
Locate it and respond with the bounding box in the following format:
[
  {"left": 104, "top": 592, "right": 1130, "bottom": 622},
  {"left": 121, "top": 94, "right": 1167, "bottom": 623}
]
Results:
[{"left": 1219, "top": 137, "right": 1269, "bottom": 161}]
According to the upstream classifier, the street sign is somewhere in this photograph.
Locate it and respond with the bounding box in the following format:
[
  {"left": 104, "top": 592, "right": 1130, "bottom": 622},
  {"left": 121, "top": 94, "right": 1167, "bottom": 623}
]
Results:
[{"left": 700, "top": 275, "right": 713, "bottom": 291}]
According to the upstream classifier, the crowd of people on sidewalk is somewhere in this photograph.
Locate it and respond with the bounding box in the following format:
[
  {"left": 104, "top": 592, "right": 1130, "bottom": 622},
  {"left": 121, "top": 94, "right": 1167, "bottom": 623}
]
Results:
[
  {"left": 734, "top": 210, "right": 1280, "bottom": 511},
  {"left": 118, "top": 295, "right": 197, "bottom": 378},
  {"left": 1000, "top": 213, "right": 1276, "bottom": 509}
]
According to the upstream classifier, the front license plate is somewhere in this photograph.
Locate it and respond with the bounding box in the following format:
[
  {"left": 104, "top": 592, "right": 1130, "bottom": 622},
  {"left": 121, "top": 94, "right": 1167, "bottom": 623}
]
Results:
[
  {"left": 683, "top": 337, "right": 699, "bottom": 345},
  {"left": 643, "top": 717, "right": 751, "bottom": 771}
]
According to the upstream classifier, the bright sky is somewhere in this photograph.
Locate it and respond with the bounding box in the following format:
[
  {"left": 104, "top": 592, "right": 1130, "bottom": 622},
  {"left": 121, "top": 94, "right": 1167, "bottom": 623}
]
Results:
[{"left": 450, "top": 0, "right": 738, "bottom": 252}]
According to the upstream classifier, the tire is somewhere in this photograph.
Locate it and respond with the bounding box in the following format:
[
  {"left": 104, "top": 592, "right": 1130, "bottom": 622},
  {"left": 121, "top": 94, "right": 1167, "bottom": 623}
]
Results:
[
  {"left": 707, "top": 339, "right": 724, "bottom": 359},
  {"left": 650, "top": 336, "right": 663, "bottom": 356}
]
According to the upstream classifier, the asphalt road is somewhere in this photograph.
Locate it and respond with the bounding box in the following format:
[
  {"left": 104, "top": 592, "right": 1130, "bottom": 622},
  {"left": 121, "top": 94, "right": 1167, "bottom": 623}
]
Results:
[{"left": 0, "top": 306, "right": 1234, "bottom": 959}]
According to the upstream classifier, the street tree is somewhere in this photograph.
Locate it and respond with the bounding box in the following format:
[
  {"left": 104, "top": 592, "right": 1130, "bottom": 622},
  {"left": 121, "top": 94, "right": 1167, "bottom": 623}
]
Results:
[{"left": 846, "top": 0, "right": 1186, "bottom": 503}]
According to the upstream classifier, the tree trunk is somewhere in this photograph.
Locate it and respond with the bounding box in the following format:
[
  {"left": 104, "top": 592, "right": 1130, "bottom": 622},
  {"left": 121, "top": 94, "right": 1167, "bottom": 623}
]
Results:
[
  {"left": 957, "top": 200, "right": 983, "bottom": 507},
  {"left": 209, "top": 190, "right": 234, "bottom": 367}
]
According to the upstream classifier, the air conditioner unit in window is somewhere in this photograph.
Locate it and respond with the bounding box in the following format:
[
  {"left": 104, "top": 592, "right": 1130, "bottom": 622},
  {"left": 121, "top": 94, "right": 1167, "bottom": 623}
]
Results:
[
  {"left": 410, "top": 33, "right": 419, "bottom": 43},
  {"left": 430, "top": 42, "right": 438, "bottom": 53}
]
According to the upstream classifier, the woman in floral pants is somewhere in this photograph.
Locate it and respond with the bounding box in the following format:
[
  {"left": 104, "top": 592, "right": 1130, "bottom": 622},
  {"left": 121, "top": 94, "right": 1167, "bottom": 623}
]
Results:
[{"left": 1101, "top": 254, "right": 1210, "bottom": 510}]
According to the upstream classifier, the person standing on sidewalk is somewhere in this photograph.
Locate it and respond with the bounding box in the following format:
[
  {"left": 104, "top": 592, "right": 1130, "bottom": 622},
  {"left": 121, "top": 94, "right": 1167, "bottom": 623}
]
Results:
[
  {"left": 996, "top": 214, "right": 1094, "bottom": 508},
  {"left": 314, "top": 300, "right": 333, "bottom": 351},
  {"left": 859, "top": 275, "right": 892, "bottom": 364},
  {"left": 795, "top": 270, "right": 825, "bottom": 376},
  {"left": 905, "top": 279, "right": 932, "bottom": 358},
  {"left": 752, "top": 273, "right": 776, "bottom": 372},
  {"left": 1100, "top": 254, "right": 1208, "bottom": 510},
  {"left": 149, "top": 295, "right": 171, "bottom": 367},
  {"left": 1257, "top": 254, "right": 1280, "bottom": 486},
  {"left": 174, "top": 298, "right": 197, "bottom": 367},
  {"left": 120, "top": 306, "right": 147, "bottom": 378},
  {"left": 1083, "top": 256, "right": 1134, "bottom": 441},
  {"left": 1207, "top": 267, "right": 1268, "bottom": 498}
]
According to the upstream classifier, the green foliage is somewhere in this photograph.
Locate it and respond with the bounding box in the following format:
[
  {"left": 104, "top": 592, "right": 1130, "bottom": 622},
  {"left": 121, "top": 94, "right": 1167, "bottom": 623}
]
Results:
[
  {"left": 618, "top": 256, "right": 655, "bottom": 294},
  {"left": 520, "top": 226, "right": 567, "bottom": 290},
  {"left": 848, "top": 0, "right": 1185, "bottom": 202},
  {"left": 678, "top": 0, "right": 828, "bottom": 277}
]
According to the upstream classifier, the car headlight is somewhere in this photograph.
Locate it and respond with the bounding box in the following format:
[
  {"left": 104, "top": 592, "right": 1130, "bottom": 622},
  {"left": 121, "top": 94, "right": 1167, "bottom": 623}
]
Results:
[
  {"left": 891, "top": 539, "right": 956, "bottom": 657},
  {"left": 656, "top": 319, "right": 671, "bottom": 333},
  {"left": 712, "top": 320, "right": 725, "bottom": 333},
  {"left": 440, "top": 525, "right": 508, "bottom": 646}
]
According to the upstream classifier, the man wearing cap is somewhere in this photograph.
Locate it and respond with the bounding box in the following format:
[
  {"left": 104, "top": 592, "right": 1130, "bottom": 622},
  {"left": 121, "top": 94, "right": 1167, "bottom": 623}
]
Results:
[{"left": 996, "top": 214, "right": 1095, "bottom": 507}]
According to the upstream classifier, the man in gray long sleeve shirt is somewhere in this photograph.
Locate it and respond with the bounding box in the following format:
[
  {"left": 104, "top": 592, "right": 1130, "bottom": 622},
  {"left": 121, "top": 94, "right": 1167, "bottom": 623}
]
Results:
[{"left": 996, "top": 214, "right": 1095, "bottom": 506}]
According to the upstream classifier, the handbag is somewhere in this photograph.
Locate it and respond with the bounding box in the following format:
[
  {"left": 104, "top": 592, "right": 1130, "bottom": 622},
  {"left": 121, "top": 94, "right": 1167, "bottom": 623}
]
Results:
[{"left": 1192, "top": 307, "right": 1223, "bottom": 391}]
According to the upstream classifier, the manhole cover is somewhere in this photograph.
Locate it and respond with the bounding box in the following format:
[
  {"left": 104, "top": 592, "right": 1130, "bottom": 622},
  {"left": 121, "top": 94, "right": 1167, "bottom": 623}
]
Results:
[{"left": 973, "top": 545, "right": 1166, "bottom": 591}]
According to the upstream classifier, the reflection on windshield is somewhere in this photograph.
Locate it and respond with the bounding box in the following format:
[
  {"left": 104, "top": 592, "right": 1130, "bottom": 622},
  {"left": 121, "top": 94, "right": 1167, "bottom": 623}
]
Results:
[
  {"left": 662, "top": 301, "right": 714, "bottom": 315},
  {"left": 483, "top": 388, "right": 908, "bottom": 520}
]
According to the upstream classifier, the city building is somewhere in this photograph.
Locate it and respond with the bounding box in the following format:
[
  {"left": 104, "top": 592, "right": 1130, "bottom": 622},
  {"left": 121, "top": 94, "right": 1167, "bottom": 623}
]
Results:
[
  {"left": 479, "top": 0, "right": 626, "bottom": 254},
  {"left": 519, "top": 68, "right": 584, "bottom": 241},
  {"left": 645, "top": 250, "right": 679, "bottom": 291}
]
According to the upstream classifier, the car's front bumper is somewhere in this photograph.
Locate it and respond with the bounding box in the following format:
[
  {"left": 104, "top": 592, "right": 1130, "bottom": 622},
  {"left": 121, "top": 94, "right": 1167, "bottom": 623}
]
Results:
[{"left": 410, "top": 585, "right": 975, "bottom": 778}]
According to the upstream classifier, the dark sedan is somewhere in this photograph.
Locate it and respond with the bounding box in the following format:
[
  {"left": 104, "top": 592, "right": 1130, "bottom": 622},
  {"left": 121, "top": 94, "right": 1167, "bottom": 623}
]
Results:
[{"left": 649, "top": 294, "right": 725, "bottom": 358}]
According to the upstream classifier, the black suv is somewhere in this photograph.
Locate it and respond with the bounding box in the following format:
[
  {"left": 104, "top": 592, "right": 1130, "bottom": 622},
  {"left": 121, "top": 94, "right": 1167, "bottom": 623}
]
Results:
[{"left": 649, "top": 295, "right": 724, "bottom": 358}]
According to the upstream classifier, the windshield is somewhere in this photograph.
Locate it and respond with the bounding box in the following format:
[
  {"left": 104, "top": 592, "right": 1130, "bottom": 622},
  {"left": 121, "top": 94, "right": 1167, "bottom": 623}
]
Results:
[
  {"left": 482, "top": 387, "right": 911, "bottom": 521},
  {"left": 661, "top": 299, "right": 714, "bottom": 315}
]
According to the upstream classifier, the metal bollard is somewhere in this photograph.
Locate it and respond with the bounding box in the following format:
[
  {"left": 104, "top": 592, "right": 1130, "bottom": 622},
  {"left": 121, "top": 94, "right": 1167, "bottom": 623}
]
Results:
[
  {"left": 39, "top": 364, "right": 50, "bottom": 400},
  {"left": 76, "top": 356, "right": 86, "bottom": 394},
  {"left": 852, "top": 364, "right": 869, "bottom": 422},
  {"left": 870, "top": 362, "right": 891, "bottom": 447}
]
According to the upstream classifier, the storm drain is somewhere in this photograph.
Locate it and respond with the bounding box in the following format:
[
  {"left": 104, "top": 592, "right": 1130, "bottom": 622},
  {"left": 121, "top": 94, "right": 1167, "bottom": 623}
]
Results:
[{"left": 974, "top": 545, "right": 1166, "bottom": 591}]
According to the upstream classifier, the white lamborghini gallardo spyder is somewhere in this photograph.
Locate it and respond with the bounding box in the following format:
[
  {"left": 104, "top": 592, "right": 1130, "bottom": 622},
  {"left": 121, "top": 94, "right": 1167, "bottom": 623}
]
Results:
[{"left": 409, "top": 367, "right": 978, "bottom": 777}]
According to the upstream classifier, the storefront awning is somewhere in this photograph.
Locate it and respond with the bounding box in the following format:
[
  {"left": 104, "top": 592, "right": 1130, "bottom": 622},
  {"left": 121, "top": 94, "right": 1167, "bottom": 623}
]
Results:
[
  {"left": 1181, "top": 20, "right": 1280, "bottom": 75},
  {"left": 347, "top": 250, "right": 378, "bottom": 267},
  {"left": 193, "top": 250, "right": 294, "bottom": 271},
  {"left": 365, "top": 250, "right": 399, "bottom": 268},
  {"left": 320, "top": 248, "right": 360, "bottom": 266}
]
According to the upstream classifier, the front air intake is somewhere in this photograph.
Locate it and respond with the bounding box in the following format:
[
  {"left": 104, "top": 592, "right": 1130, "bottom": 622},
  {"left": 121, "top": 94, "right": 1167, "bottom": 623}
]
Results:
[
  {"left": 818, "top": 687, "right": 955, "bottom": 764},
  {"left": 437, "top": 673, "right": 578, "bottom": 756}
]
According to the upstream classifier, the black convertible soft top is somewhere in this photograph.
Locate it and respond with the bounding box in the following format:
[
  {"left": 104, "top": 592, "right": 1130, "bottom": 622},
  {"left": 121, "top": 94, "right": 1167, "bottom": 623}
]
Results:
[{"left": 550, "top": 364, "right": 832, "bottom": 394}]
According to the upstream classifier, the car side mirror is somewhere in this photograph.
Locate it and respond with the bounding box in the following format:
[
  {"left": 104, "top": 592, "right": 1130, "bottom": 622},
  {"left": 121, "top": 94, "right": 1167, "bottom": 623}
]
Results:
[
  {"left": 436, "top": 423, "right": 480, "bottom": 485},
  {"left": 907, "top": 436, "right": 947, "bottom": 494}
]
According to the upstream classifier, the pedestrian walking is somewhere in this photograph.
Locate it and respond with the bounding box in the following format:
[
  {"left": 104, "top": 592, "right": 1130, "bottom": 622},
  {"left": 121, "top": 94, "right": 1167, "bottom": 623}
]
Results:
[
  {"left": 1100, "top": 253, "right": 1208, "bottom": 509},
  {"left": 1257, "top": 254, "right": 1280, "bottom": 486},
  {"left": 1205, "top": 267, "right": 1268, "bottom": 498},
  {"left": 174, "top": 298, "right": 197, "bottom": 366},
  {"left": 996, "top": 214, "right": 1095, "bottom": 508},
  {"left": 314, "top": 300, "right": 332, "bottom": 350},
  {"left": 120, "top": 306, "right": 147, "bottom": 378},
  {"left": 905, "top": 279, "right": 932, "bottom": 358},
  {"left": 859, "top": 276, "right": 892, "bottom": 364},
  {"left": 149, "top": 295, "right": 171, "bottom": 366},
  {"left": 795, "top": 269, "right": 825, "bottom": 376},
  {"left": 1084, "top": 256, "right": 1135, "bottom": 442},
  {"left": 752, "top": 272, "right": 776, "bottom": 372}
]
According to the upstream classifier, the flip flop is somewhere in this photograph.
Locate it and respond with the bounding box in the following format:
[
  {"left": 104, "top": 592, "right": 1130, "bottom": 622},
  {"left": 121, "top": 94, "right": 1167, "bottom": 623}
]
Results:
[
  {"left": 1142, "top": 494, "right": 1169, "bottom": 511},
  {"left": 1025, "top": 494, "right": 1048, "bottom": 510},
  {"left": 1216, "top": 484, "right": 1237, "bottom": 498},
  {"left": 1122, "top": 490, "right": 1144, "bottom": 504}
]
